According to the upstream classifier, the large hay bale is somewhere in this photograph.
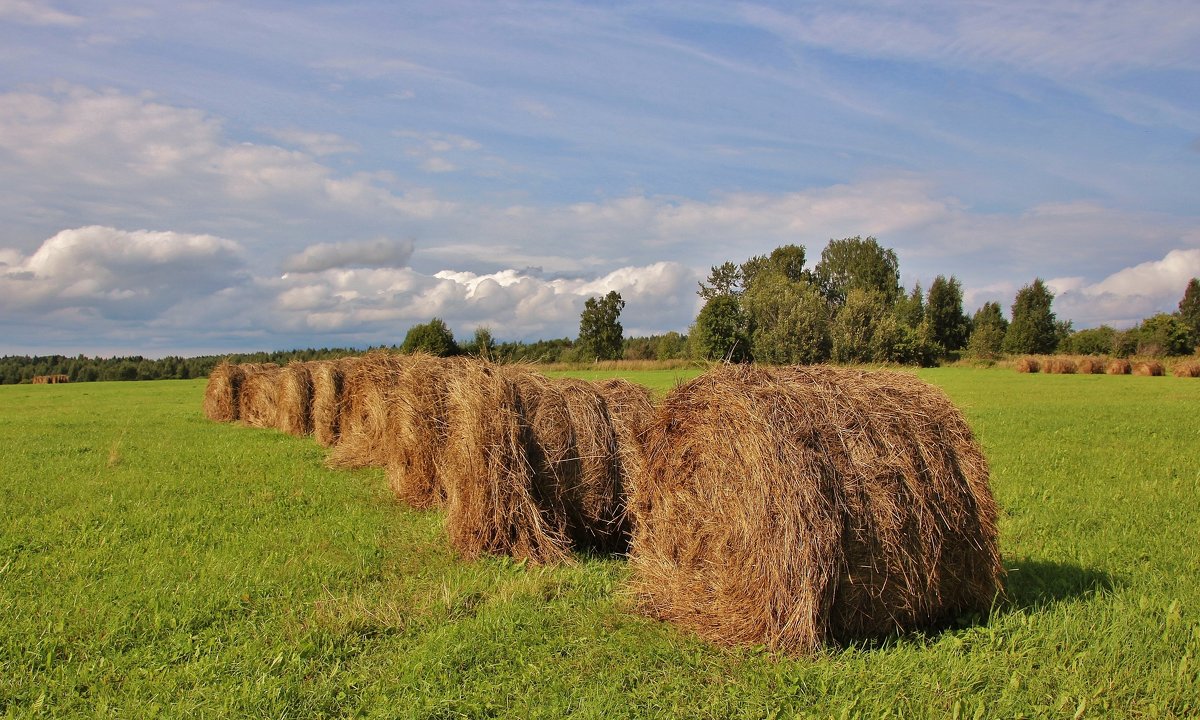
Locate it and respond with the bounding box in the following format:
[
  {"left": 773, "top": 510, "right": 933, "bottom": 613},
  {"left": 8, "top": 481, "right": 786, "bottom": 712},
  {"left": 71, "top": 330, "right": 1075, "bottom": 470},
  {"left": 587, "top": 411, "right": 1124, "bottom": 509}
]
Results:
[
  {"left": 238, "top": 363, "right": 282, "bottom": 428},
  {"left": 1106, "top": 359, "right": 1131, "bottom": 375},
  {"left": 203, "top": 362, "right": 245, "bottom": 422},
  {"left": 1015, "top": 357, "right": 1040, "bottom": 373},
  {"left": 595, "top": 378, "right": 656, "bottom": 507},
  {"left": 277, "top": 362, "right": 316, "bottom": 436},
  {"left": 441, "top": 364, "right": 645, "bottom": 563},
  {"left": 1044, "top": 357, "right": 1076, "bottom": 374},
  {"left": 311, "top": 358, "right": 353, "bottom": 447},
  {"left": 1172, "top": 361, "right": 1200, "bottom": 378},
  {"left": 326, "top": 352, "right": 408, "bottom": 469},
  {"left": 628, "top": 364, "right": 1002, "bottom": 654},
  {"left": 1075, "top": 357, "right": 1104, "bottom": 374},
  {"left": 1133, "top": 361, "right": 1164, "bottom": 377}
]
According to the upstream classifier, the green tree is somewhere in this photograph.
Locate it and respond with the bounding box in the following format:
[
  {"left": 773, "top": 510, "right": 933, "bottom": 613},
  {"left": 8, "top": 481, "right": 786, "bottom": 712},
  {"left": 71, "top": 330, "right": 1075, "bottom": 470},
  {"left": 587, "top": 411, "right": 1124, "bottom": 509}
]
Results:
[
  {"left": 1179, "top": 278, "right": 1200, "bottom": 348},
  {"left": 697, "top": 262, "right": 743, "bottom": 300},
  {"left": 467, "top": 326, "right": 494, "bottom": 359},
  {"left": 1062, "top": 325, "right": 1116, "bottom": 355},
  {"left": 894, "top": 284, "right": 925, "bottom": 330},
  {"left": 653, "top": 331, "right": 687, "bottom": 360},
  {"left": 966, "top": 302, "right": 1008, "bottom": 359},
  {"left": 578, "top": 291, "right": 625, "bottom": 361},
  {"left": 742, "top": 244, "right": 808, "bottom": 289},
  {"left": 1137, "top": 313, "right": 1191, "bottom": 357},
  {"left": 925, "top": 275, "right": 970, "bottom": 354},
  {"left": 814, "top": 236, "right": 901, "bottom": 306},
  {"left": 401, "top": 317, "right": 460, "bottom": 356},
  {"left": 1003, "top": 279, "right": 1057, "bottom": 354},
  {"left": 831, "top": 289, "right": 893, "bottom": 363},
  {"left": 742, "top": 269, "right": 831, "bottom": 364},
  {"left": 689, "top": 295, "right": 749, "bottom": 362}
]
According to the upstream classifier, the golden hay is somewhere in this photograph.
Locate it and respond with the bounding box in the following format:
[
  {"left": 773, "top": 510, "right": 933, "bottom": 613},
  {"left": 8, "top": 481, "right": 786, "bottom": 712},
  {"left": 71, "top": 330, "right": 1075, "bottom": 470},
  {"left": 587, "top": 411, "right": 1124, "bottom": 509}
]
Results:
[
  {"left": 1075, "top": 357, "right": 1104, "bottom": 374},
  {"left": 440, "top": 363, "right": 648, "bottom": 563},
  {"left": 1133, "top": 361, "right": 1165, "bottom": 377},
  {"left": 325, "top": 352, "right": 409, "bottom": 469},
  {"left": 203, "top": 362, "right": 245, "bottom": 422},
  {"left": 276, "top": 362, "right": 316, "bottom": 436},
  {"left": 1172, "top": 361, "right": 1200, "bottom": 378},
  {"left": 1043, "top": 357, "right": 1076, "bottom": 374},
  {"left": 1015, "top": 357, "right": 1040, "bottom": 373},
  {"left": 628, "top": 364, "right": 1001, "bottom": 654},
  {"left": 595, "top": 378, "right": 656, "bottom": 512},
  {"left": 1106, "top": 359, "right": 1131, "bottom": 375},
  {"left": 238, "top": 363, "right": 282, "bottom": 428},
  {"left": 310, "top": 358, "right": 354, "bottom": 447}
]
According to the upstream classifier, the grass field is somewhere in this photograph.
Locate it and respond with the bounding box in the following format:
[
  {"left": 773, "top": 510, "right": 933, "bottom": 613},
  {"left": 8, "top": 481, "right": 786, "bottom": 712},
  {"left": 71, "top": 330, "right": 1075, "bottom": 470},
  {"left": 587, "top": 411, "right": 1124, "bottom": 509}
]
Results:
[{"left": 1, "top": 369, "right": 1198, "bottom": 718}]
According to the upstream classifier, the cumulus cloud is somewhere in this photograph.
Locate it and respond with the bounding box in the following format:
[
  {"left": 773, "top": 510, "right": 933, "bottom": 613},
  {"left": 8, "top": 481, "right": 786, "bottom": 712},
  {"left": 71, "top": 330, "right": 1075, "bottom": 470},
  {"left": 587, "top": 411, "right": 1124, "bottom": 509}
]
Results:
[
  {"left": 1051, "top": 249, "right": 1200, "bottom": 328},
  {"left": 0, "top": 226, "right": 245, "bottom": 320},
  {"left": 263, "top": 128, "right": 359, "bottom": 156},
  {"left": 282, "top": 238, "right": 415, "bottom": 273}
]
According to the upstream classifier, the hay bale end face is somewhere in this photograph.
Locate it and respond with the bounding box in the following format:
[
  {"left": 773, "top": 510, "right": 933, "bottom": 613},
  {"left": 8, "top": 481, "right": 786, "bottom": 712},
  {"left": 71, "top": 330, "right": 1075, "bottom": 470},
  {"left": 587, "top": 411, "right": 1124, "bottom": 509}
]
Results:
[
  {"left": 1172, "top": 361, "right": 1200, "bottom": 378},
  {"left": 238, "top": 363, "right": 282, "bottom": 428},
  {"left": 629, "top": 364, "right": 1002, "bottom": 654},
  {"left": 1015, "top": 357, "right": 1040, "bottom": 373},
  {"left": 1133, "top": 361, "right": 1165, "bottom": 377},
  {"left": 1075, "top": 357, "right": 1104, "bottom": 375},
  {"left": 1044, "top": 357, "right": 1077, "bottom": 374},
  {"left": 310, "top": 358, "right": 353, "bottom": 447},
  {"left": 277, "top": 362, "right": 316, "bottom": 436},
  {"left": 1106, "top": 359, "right": 1132, "bottom": 375},
  {"left": 203, "top": 362, "right": 246, "bottom": 422}
]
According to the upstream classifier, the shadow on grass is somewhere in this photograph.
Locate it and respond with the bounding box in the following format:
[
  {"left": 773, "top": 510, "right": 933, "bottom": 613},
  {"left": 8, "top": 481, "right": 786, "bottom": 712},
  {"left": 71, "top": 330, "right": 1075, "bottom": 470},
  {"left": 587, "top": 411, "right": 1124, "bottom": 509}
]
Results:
[{"left": 999, "top": 557, "right": 1116, "bottom": 612}]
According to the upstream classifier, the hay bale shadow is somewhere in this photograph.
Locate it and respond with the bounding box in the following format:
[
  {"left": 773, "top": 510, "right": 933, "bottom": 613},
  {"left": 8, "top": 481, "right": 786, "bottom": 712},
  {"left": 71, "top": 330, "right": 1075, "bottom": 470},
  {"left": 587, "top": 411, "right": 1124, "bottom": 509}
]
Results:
[{"left": 999, "top": 558, "right": 1116, "bottom": 612}]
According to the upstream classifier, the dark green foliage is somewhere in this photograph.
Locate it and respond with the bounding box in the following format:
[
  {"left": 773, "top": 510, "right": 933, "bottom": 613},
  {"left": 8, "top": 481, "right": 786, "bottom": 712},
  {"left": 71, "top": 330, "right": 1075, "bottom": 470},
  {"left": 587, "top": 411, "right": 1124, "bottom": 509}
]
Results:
[
  {"left": 831, "top": 289, "right": 895, "bottom": 363},
  {"left": 1063, "top": 326, "right": 1116, "bottom": 356},
  {"left": 462, "top": 327, "right": 495, "bottom": 359},
  {"left": 742, "top": 269, "right": 831, "bottom": 364},
  {"left": 1179, "top": 278, "right": 1200, "bottom": 348},
  {"left": 1136, "top": 313, "right": 1191, "bottom": 357},
  {"left": 697, "top": 261, "right": 743, "bottom": 300},
  {"left": 895, "top": 284, "right": 925, "bottom": 330},
  {"left": 1003, "top": 279, "right": 1058, "bottom": 355},
  {"left": 741, "top": 244, "right": 808, "bottom": 288},
  {"left": 689, "top": 295, "right": 749, "bottom": 362},
  {"left": 578, "top": 291, "right": 625, "bottom": 361},
  {"left": 1112, "top": 329, "right": 1139, "bottom": 358},
  {"left": 814, "top": 236, "right": 901, "bottom": 306},
  {"left": 653, "top": 331, "right": 687, "bottom": 360},
  {"left": 966, "top": 301, "right": 1008, "bottom": 359},
  {"left": 400, "top": 317, "right": 460, "bottom": 356},
  {"left": 926, "top": 275, "right": 970, "bottom": 354}
]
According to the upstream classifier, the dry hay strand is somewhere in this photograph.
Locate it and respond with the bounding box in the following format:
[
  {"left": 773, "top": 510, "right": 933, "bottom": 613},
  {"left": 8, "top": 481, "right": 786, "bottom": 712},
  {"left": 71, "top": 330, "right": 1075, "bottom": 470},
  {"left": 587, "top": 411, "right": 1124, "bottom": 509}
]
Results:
[
  {"left": 1133, "top": 361, "right": 1165, "bottom": 377},
  {"left": 628, "top": 364, "right": 1002, "bottom": 655},
  {"left": 326, "top": 352, "right": 410, "bottom": 469},
  {"left": 1106, "top": 359, "right": 1131, "bottom": 375},
  {"left": 1172, "top": 361, "right": 1200, "bottom": 378},
  {"left": 276, "top": 362, "right": 317, "bottom": 436},
  {"left": 1075, "top": 357, "right": 1104, "bottom": 375},
  {"left": 382, "top": 354, "right": 471, "bottom": 510},
  {"left": 1043, "top": 357, "right": 1077, "bottom": 374},
  {"left": 203, "top": 361, "right": 245, "bottom": 422},
  {"left": 1015, "top": 357, "right": 1040, "bottom": 373},
  {"left": 441, "top": 364, "right": 644, "bottom": 563},
  {"left": 310, "top": 358, "right": 356, "bottom": 447},
  {"left": 237, "top": 363, "right": 282, "bottom": 428}
]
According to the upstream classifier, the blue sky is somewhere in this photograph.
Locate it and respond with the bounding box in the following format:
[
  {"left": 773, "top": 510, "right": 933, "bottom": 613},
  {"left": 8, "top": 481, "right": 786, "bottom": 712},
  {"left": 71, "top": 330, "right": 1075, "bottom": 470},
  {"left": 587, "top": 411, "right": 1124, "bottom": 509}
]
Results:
[{"left": 1, "top": 0, "right": 1198, "bottom": 355}]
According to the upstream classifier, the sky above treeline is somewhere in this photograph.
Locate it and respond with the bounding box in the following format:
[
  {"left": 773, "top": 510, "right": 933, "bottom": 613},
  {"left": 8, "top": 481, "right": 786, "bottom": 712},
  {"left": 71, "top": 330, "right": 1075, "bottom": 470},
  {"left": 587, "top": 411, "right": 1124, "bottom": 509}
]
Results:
[{"left": 1, "top": 1, "right": 1198, "bottom": 356}]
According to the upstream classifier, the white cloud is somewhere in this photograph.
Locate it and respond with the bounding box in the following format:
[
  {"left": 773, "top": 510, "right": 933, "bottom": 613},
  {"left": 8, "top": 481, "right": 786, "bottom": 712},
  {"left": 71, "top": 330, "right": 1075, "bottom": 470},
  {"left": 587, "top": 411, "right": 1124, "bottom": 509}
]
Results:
[
  {"left": 1050, "top": 249, "right": 1200, "bottom": 328},
  {"left": 263, "top": 128, "right": 359, "bottom": 156},
  {"left": 282, "top": 238, "right": 414, "bottom": 273},
  {"left": 0, "top": 0, "right": 83, "bottom": 26}
]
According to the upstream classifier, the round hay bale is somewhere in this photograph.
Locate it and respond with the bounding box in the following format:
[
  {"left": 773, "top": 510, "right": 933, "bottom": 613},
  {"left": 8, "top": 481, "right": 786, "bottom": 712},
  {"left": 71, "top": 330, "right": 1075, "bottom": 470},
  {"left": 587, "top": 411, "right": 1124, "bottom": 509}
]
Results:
[
  {"left": 277, "top": 362, "right": 316, "bottom": 436},
  {"left": 1106, "top": 359, "right": 1131, "bottom": 375},
  {"left": 1133, "top": 361, "right": 1164, "bottom": 377},
  {"left": 203, "top": 361, "right": 245, "bottom": 422},
  {"left": 1044, "top": 357, "right": 1076, "bottom": 374},
  {"left": 238, "top": 363, "right": 282, "bottom": 429},
  {"left": 595, "top": 378, "right": 656, "bottom": 509},
  {"left": 1172, "top": 361, "right": 1200, "bottom": 378},
  {"left": 628, "top": 364, "right": 1002, "bottom": 654},
  {"left": 1015, "top": 357, "right": 1040, "bottom": 373},
  {"left": 310, "top": 358, "right": 355, "bottom": 447},
  {"left": 326, "top": 352, "right": 408, "bottom": 469},
  {"left": 1075, "top": 357, "right": 1104, "bottom": 374}
]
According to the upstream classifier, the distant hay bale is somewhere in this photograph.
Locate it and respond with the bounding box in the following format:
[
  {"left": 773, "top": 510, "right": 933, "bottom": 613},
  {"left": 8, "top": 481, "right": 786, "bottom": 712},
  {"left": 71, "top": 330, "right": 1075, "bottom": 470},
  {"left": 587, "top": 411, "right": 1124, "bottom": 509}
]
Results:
[
  {"left": 1015, "top": 357, "right": 1040, "bottom": 373},
  {"left": 1106, "top": 359, "right": 1131, "bottom": 375},
  {"left": 203, "top": 362, "right": 245, "bottom": 422},
  {"left": 32, "top": 374, "right": 70, "bottom": 384},
  {"left": 276, "top": 362, "right": 316, "bottom": 436},
  {"left": 238, "top": 363, "right": 282, "bottom": 428},
  {"left": 1043, "top": 357, "right": 1076, "bottom": 374},
  {"left": 441, "top": 364, "right": 646, "bottom": 563},
  {"left": 1133, "top": 361, "right": 1165, "bottom": 377},
  {"left": 310, "top": 359, "right": 352, "bottom": 447},
  {"left": 628, "top": 364, "right": 1001, "bottom": 654},
  {"left": 1075, "top": 357, "right": 1104, "bottom": 374},
  {"left": 1172, "top": 361, "right": 1200, "bottom": 378}
]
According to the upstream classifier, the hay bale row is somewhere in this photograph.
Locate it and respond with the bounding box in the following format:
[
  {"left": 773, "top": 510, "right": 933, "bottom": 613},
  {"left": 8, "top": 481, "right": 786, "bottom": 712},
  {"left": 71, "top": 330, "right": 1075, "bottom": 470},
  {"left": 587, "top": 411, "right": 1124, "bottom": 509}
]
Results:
[
  {"left": 1043, "top": 357, "right": 1077, "bottom": 374},
  {"left": 1107, "top": 359, "right": 1131, "bottom": 375},
  {"left": 1015, "top": 357, "right": 1040, "bottom": 373},
  {"left": 1133, "top": 360, "right": 1165, "bottom": 377},
  {"left": 1172, "top": 361, "right": 1200, "bottom": 378},
  {"left": 1015, "top": 355, "right": 1196, "bottom": 377}
]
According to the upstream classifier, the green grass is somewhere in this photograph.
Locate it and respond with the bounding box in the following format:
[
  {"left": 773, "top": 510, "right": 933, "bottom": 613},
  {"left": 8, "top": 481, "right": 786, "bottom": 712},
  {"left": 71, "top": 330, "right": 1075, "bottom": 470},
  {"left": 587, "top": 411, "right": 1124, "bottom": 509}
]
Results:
[{"left": 1, "top": 370, "right": 1197, "bottom": 718}]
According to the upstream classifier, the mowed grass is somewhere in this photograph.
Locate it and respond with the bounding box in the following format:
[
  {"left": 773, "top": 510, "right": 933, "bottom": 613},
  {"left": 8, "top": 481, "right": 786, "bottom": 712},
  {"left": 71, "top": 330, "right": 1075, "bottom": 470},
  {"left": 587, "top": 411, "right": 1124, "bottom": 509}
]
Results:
[{"left": 1, "top": 369, "right": 1197, "bottom": 718}]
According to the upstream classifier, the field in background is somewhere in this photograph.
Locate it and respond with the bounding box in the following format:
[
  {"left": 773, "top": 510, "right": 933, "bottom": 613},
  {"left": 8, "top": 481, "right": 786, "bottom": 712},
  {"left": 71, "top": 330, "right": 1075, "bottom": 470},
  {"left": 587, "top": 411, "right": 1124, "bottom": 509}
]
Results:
[{"left": 1, "top": 369, "right": 1197, "bottom": 717}]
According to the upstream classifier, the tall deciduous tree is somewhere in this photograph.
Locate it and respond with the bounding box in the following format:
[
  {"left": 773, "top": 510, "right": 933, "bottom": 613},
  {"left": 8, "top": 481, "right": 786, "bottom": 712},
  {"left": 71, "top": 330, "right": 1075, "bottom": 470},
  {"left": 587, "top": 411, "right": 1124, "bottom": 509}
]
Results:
[
  {"left": 831, "top": 289, "right": 895, "bottom": 363},
  {"left": 813, "top": 236, "right": 901, "bottom": 306},
  {"left": 1179, "top": 278, "right": 1200, "bottom": 347},
  {"left": 578, "top": 291, "right": 625, "bottom": 360},
  {"left": 742, "top": 268, "right": 831, "bottom": 364},
  {"left": 926, "top": 275, "right": 970, "bottom": 354},
  {"left": 1003, "top": 279, "right": 1057, "bottom": 354},
  {"left": 966, "top": 302, "right": 1008, "bottom": 359},
  {"left": 400, "top": 317, "right": 460, "bottom": 356},
  {"left": 689, "top": 294, "right": 749, "bottom": 362}
]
